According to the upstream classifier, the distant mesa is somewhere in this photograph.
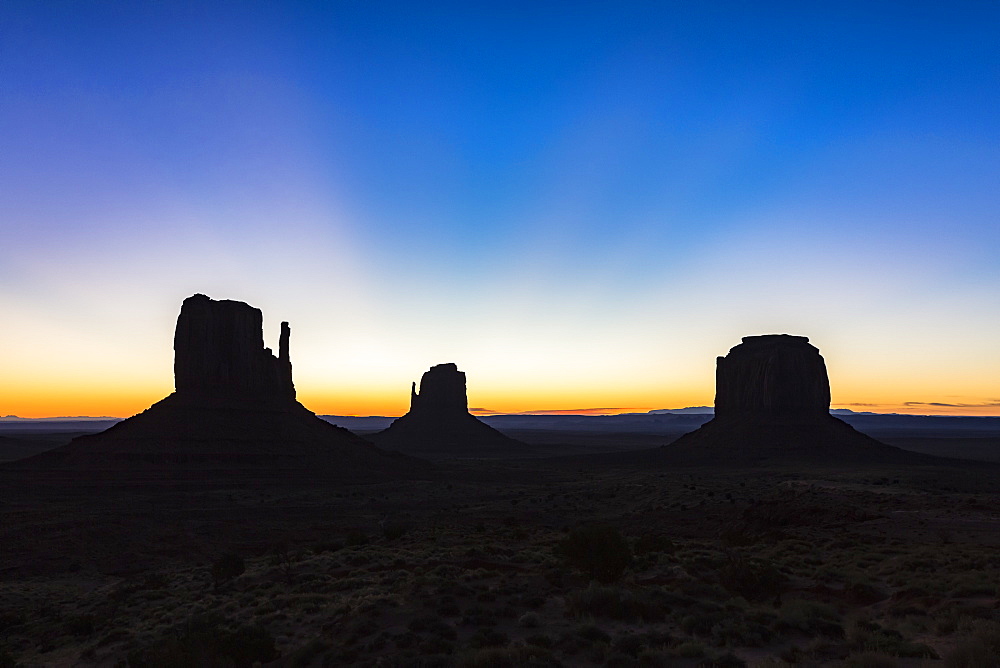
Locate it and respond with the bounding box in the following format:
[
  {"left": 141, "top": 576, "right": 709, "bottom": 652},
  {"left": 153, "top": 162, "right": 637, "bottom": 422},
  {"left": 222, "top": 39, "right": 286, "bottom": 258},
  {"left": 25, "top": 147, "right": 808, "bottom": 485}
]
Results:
[
  {"left": 660, "top": 334, "right": 922, "bottom": 465},
  {"left": 13, "top": 294, "right": 416, "bottom": 474},
  {"left": 369, "top": 363, "right": 524, "bottom": 457}
]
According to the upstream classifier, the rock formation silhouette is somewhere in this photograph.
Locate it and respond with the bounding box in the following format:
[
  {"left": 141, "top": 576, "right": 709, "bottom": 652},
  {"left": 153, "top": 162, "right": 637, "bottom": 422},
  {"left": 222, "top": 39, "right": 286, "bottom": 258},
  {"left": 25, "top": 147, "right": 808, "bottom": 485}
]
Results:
[
  {"left": 659, "top": 334, "right": 917, "bottom": 465},
  {"left": 17, "top": 294, "right": 415, "bottom": 474},
  {"left": 173, "top": 294, "right": 295, "bottom": 401},
  {"left": 714, "top": 335, "right": 830, "bottom": 421},
  {"left": 369, "top": 363, "right": 523, "bottom": 457}
]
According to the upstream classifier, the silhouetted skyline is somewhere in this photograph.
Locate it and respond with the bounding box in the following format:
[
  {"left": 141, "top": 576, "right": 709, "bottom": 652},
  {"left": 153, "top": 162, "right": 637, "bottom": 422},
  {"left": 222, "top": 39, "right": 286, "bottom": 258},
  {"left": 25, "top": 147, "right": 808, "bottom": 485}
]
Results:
[{"left": 2, "top": 2, "right": 998, "bottom": 417}]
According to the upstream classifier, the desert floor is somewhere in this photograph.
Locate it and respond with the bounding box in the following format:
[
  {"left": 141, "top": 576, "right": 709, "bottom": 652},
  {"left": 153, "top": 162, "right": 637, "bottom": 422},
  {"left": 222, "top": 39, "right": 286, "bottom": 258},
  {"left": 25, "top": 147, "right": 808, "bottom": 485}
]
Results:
[{"left": 2, "top": 431, "right": 1000, "bottom": 667}]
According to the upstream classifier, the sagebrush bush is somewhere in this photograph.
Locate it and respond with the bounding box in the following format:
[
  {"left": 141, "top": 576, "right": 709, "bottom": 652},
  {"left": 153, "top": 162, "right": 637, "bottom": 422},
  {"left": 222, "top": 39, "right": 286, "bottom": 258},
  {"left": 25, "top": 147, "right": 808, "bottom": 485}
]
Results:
[
  {"left": 458, "top": 644, "right": 561, "bottom": 667},
  {"left": 210, "top": 553, "right": 245, "bottom": 590},
  {"left": 717, "top": 553, "right": 787, "bottom": 602},
  {"left": 778, "top": 600, "right": 843, "bottom": 637},
  {"left": 945, "top": 620, "right": 1000, "bottom": 667},
  {"left": 555, "top": 523, "right": 632, "bottom": 583},
  {"left": 127, "top": 615, "right": 277, "bottom": 667},
  {"left": 566, "top": 584, "right": 667, "bottom": 622},
  {"left": 634, "top": 533, "right": 674, "bottom": 555}
]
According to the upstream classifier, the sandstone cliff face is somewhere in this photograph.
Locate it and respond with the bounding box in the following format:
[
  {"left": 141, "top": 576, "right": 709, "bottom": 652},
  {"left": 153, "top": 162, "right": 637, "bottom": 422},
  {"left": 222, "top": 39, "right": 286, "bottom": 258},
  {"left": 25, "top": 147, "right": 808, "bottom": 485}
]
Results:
[
  {"left": 173, "top": 294, "right": 294, "bottom": 400},
  {"left": 714, "top": 334, "right": 830, "bottom": 421}
]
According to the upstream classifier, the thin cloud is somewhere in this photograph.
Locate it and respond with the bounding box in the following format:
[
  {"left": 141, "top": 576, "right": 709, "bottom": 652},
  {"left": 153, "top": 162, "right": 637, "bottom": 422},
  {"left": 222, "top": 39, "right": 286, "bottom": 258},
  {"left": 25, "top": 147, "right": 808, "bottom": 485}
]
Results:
[
  {"left": 512, "top": 407, "right": 644, "bottom": 415},
  {"left": 903, "top": 400, "right": 1000, "bottom": 408}
]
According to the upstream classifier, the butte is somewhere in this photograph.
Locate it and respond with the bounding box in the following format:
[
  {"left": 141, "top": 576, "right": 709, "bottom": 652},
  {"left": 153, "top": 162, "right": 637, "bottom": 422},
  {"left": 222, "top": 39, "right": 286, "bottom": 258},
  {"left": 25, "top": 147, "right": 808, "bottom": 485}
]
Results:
[
  {"left": 368, "top": 363, "right": 523, "bottom": 457},
  {"left": 14, "top": 294, "right": 416, "bottom": 476},
  {"left": 645, "top": 334, "right": 932, "bottom": 467}
]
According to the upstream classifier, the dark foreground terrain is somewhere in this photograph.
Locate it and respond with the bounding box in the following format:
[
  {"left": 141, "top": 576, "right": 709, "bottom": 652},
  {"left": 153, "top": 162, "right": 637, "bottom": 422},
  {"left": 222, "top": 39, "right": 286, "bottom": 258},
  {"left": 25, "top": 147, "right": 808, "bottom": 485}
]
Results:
[{"left": 3, "top": 435, "right": 1000, "bottom": 667}]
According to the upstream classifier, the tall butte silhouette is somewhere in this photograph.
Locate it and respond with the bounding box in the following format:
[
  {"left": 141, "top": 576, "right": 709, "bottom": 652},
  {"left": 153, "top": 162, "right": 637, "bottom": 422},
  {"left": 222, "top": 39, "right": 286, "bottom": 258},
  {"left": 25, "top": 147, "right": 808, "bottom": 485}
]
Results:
[
  {"left": 660, "top": 334, "right": 918, "bottom": 465},
  {"left": 369, "top": 363, "right": 523, "bottom": 456},
  {"left": 17, "top": 294, "right": 414, "bottom": 474}
]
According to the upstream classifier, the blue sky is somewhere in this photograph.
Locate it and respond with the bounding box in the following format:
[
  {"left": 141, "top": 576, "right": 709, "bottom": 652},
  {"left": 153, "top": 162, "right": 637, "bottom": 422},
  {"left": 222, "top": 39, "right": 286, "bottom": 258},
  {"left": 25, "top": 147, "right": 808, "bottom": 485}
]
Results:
[{"left": 2, "top": 1, "right": 998, "bottom": 416}]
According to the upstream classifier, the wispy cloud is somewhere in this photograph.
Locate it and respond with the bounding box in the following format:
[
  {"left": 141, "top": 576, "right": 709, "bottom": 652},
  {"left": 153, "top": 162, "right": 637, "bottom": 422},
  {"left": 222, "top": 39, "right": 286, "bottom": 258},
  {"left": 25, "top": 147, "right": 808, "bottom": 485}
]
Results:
[
  {"left": 903, "top": 400, "right": 1000, "bottom": 408},
  {"left": 470, "top": 407, "right": 644, "bottom": 416},
  {"left": 512, "top": 407, "right": 644, "bottom": 416}
]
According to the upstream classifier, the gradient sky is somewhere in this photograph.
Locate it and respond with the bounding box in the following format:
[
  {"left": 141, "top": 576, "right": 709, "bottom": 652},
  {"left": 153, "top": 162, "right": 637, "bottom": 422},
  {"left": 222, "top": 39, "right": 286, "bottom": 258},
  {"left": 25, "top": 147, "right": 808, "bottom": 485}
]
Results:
[{"left": 2, "top": 1, "right": 998, "bottom": 418}]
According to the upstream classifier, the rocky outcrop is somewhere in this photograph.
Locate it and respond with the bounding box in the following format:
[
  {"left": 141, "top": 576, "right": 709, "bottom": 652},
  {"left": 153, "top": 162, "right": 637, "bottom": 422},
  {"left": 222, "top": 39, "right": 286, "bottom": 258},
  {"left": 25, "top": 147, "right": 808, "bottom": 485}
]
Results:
[
  {"left": 714, "top": 335, "right": 830, "bottom": 420},
  {"left": 14, "top": 294, "right": 417, "bottom": 476},
  {"left": 370, "top": 363, "right": 523, "bottom": 457},
  {"left": 659, "top": 334, "right": 916, "bottom": 466},
  {"left": 173, "top": 294, "right": 294, "bottom": 401},
  {"left": 409, "top": 363, "right": 470, "bottom": 417}
]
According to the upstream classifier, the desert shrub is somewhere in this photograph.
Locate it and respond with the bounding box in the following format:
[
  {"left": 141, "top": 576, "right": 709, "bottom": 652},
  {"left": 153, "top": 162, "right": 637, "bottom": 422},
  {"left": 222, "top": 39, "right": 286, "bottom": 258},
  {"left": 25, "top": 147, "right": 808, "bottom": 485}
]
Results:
[
  {"left": 555, "top": 523, "right": 632, "bottom": 583},
  {"left": 467, "top": 629, "right": 509, "bottom": 649},
  {"left": 0, "top": 644, "right": 17, "bottom": 668},
  {"left": 613, "top": 631, "right": 673, "bottom": 657},
  {"left": 525, "top": 634, "right": 553, "bottom": 648},
  {"left": 65, "top": 614, "right": 96, "bottom": 636},
  {"left": 345, "top": 528, "right": 369, "bottom": 546},
  {"left": 947, "top": 639, "right": 1000, "bottom": 667},
  {"left": 458, "top": 644, "right": 561, "bottom": 667},
  {"left": 392, "top": 631, "right": 419, "bottom": 649},
  {"left": 383, "top": 521, "right": 409, "bottom": 541},
  {"left": 436, "top": 597, "right": 461, "bottom": 617},
  {"left": 148, "top": 570, "right": 171, "bottom": 587},
  {"left": 127, "top": 615, "right": 277, "bottom": 667},
  {"left": 680, "top": 609, "right": 727, "bottom": 637},
  {"left": 844, "top": 653, "right": 899, "bottom": 668},
  {"left": 518, "top": 612, "right": 541, "bottom": 628},
  {"left": 674, "top": 641, "right": 706, "bottom": 658},
  {"left": 696, "top": 653, "right": 746, "bottom": 667},
  {"left": 844, "top": 578, "right": 887, "bottom": 604},
  {"left": 634, "top": 533, "right": 674, "bottom": 555},
  {"left": 418, "top": 637, "right": 455, "bottom": 656},
  {"left": 566, "top": 584, "right": 667, "bottom": 622},
  {"left": 408, "top": 616, "right": 457, "bottom": 640},
  {"left": 461, "top": 605, "right": 498, "bottom": 627},
  {"left": 949, "top": 573, "right": 997, "bottom": 597},
  {"left": 576, "top": 624, "right": 612, "bottom": 644},
  {"left": 603, "top": 651, "right": 638, "bottom": 667},
  {"left": 709, "top": 616, "right": 772, "bottom": 648},
  {"left": 210, "top": 552, "right": 245, "bottom": 590},
  {"left": 311, "top": 541, "right": 344, "bottom": 555},
  {"left": 717, "top": 553, "right": 787, "bottom": 602},
  {"left": 0, "top": 613, "right": 25, "bottom": 632},
  {"left": 285, "top": 638, "right": 330, "bottom": 667},
  {"left": 945, "top": 621, "right": 1000, "bottom": 667},
  {"left": 847, "top": 622, "right": 938, "bottom": 659},
  {"left": 637, "top": 648, "right": 674, "bottom": 665},
  {"left": 777, "top": 600, "right": 843, "bottom": 637}
]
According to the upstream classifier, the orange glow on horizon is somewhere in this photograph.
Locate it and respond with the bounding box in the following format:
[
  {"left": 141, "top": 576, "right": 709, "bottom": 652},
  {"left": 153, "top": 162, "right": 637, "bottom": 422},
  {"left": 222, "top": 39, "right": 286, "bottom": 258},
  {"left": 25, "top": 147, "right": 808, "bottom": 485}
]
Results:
[{"left": 5, "top": 386, "right": 1000, "bottom": 419}]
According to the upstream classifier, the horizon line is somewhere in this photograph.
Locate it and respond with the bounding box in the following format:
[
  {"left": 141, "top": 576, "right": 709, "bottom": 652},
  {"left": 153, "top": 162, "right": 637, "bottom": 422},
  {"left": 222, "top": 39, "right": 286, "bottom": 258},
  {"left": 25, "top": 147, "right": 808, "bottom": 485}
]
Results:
[{"left": 6, "top": 407, "right": 1000, "bottom": 421}]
